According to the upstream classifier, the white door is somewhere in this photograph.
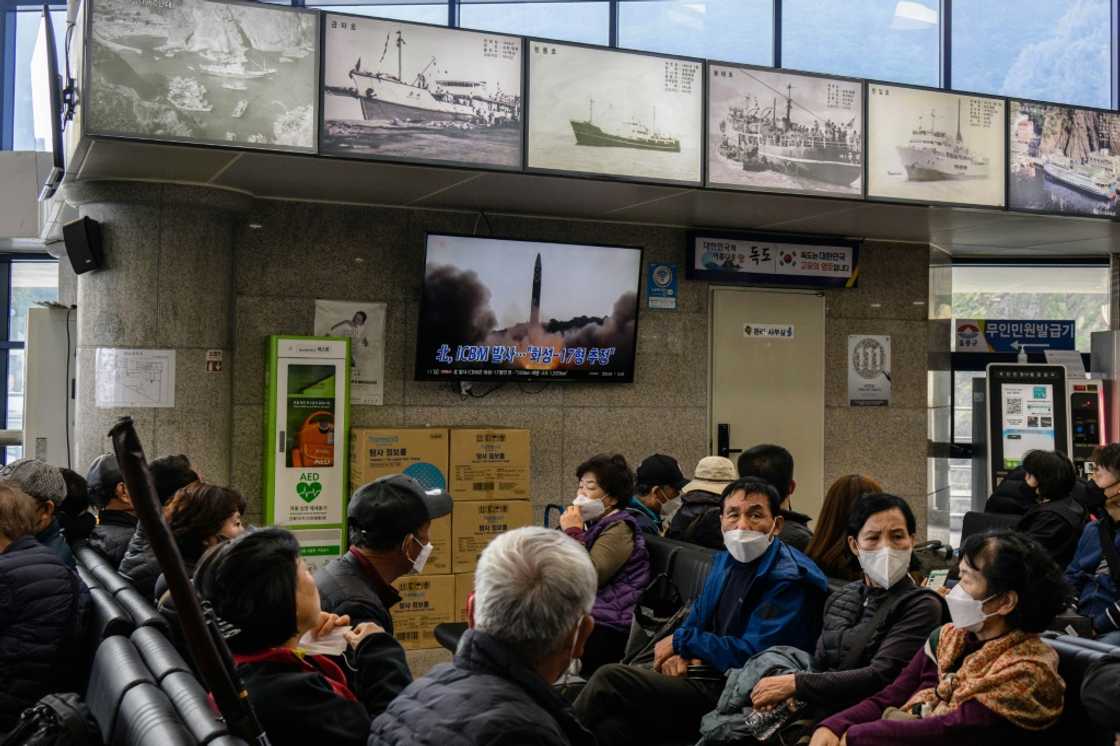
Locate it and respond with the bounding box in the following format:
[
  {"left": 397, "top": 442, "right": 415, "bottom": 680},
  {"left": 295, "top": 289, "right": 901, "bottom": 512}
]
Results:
[{"left": 710, "top": 287, "right": 826, "bottom": 521}]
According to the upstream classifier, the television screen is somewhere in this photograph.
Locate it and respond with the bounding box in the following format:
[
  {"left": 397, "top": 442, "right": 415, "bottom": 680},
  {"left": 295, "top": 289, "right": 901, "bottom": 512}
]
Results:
[{"left": 416, "top": 234, "right": 642, "bottom": 382}]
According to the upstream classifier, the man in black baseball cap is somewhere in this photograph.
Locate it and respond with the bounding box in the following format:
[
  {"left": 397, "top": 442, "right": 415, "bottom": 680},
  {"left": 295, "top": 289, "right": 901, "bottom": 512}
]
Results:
[
  {"left": 626, "top": 454, "right": 688, "bottom": 536},
  {"left": 85, "top": 453, "right": 138, "bottom": 566},
  {"left": 313, "top": 473, "right": 452, "bottom": 717}
]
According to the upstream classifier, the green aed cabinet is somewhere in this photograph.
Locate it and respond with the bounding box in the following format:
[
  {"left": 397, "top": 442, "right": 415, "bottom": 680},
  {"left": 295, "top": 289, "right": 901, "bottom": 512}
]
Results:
[{"left": 264, "top": 336, "right": 350, "bottom": 572}]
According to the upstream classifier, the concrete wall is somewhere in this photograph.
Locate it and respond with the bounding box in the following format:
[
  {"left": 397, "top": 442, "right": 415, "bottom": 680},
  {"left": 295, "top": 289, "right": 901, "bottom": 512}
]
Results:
[{"left": 228, "top": 199, "right": 933, "bottom": 533}]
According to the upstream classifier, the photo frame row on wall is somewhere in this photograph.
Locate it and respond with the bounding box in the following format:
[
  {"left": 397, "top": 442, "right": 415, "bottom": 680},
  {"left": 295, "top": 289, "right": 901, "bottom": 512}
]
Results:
[{"left": 78, "top": 0, "right": 1119, "bottom": 218}]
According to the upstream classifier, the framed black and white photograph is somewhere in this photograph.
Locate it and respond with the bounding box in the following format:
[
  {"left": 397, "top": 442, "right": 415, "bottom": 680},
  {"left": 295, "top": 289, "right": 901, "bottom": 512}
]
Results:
[
  {"left": 320, "top": 16, "right": 522, "bottom": 169},
  {"left": 867, "top": 84, "right": 1005, "bottom": 208},
  {"left": 526, "top": 42, "right": 703, "bottom": 185},
  {"left": 707, "top": 64, "right": 863, "bottom": 198},
  {"left": 1008, "top": 99, "right": 1120, "bottom": 218},
  {"left": 85, "top": 0, "right": 319, "bottom": 152}
]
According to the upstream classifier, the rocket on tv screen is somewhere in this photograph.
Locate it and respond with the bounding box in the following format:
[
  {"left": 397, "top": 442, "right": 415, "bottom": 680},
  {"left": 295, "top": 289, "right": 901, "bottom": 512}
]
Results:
[{"left": 415, "top": 234, "right": 643, "bottom": 383}]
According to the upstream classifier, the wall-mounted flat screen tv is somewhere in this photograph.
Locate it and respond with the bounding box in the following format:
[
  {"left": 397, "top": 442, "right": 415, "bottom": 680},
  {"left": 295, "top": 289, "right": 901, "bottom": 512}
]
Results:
[
  {"left": 415, "top": 234, "right": 643, "bottom": 383},
  {"left": 1008, "top": 99, "right": 1120, "bottom": 219}
]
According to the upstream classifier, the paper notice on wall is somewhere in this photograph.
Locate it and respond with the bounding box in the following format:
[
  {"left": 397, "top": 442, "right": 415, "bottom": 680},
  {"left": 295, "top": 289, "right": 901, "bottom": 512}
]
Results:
[
  {"left": 1044, "top": 349, "right": 1086, "bottom": 378},
  {"left": 848, "top": 335, "right": 891, "bottom": 407},
  {"left": 95, "top": 348, "right": 176, "bottom": 408},
  {"left": 314, "top": 300, "right": 386, "bottom": 406}
]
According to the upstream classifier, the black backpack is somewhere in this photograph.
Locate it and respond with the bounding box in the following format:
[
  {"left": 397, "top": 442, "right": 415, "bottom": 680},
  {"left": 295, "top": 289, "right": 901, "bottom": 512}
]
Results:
[{"left": 0, "top": 694, "right": 99, "bottom": 746}]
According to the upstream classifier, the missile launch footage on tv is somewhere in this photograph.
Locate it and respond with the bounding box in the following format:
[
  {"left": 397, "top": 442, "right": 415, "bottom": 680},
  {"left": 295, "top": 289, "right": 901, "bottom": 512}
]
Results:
[{"left": 416, "top": 235, "right": 642, "bottom": 382}]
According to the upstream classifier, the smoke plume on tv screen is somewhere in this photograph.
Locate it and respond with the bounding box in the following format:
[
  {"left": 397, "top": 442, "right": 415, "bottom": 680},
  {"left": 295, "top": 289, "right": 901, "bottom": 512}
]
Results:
[{"left": 416, "top": 235, "right": 642, "bottom": 382}]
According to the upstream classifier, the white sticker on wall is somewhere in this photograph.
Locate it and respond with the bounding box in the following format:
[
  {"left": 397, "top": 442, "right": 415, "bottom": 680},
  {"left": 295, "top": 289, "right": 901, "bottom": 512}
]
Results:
[{"left": 743, "top": 323, "right": 795, "bottom": 340}]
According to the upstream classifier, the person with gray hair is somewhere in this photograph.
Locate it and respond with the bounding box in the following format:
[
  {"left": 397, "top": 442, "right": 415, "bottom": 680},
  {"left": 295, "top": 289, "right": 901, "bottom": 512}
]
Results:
[
  {"left": 368, "top": 527, "right": 597, "bottom": 746},
  {"left": 0, "top": 458, "right": 73, "bottom": 568}
]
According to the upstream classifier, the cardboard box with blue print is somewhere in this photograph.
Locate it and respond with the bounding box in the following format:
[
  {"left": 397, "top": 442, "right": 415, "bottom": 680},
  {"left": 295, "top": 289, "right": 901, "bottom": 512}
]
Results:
[
  {"left": 391, "top": 574, "right": 455, "bottom": 650},
  {"left": 449, "top": 428, "right": 530, "bottom": 501},
  {"left": 349, "top": 427, "right": 449, "bottom": 492}
]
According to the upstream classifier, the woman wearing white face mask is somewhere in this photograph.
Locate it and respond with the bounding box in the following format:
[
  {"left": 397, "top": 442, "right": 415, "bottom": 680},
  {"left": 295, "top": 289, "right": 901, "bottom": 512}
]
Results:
[
  {"left": 811, "top": 531, "right": 1068, "bottom": 746},
  {"left": 748, "top": 494, "right": 946, "bottom": 738},
  {"left": 560, "top": 454, "right": 651, "bottom": 678}
]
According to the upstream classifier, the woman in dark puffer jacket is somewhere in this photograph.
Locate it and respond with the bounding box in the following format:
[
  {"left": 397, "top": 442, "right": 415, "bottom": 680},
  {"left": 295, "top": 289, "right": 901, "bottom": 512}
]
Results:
[{"left": 0, "top": 482, "right": 88, "bottom": 734}]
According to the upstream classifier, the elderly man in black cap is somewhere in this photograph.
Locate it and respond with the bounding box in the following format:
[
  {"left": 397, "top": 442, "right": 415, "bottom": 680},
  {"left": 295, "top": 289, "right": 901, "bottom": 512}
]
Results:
[
  {"left": 314, "top": 473, "right": 453, "bottom": 718},
  {"left": 84, "top": 453, "right": 138, "bottom": 566},
  {"left": 626, "top": 454, "right": 689, "bottom": 536}
]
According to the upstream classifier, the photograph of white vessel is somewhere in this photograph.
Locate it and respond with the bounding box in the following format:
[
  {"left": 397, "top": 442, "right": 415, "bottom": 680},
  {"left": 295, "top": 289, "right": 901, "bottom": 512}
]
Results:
[
  {"left": 87, "top": 0, "right": 318, "bottom": 151},
  {"left": 708, "top": 65, "right": 862, "bottom": 197},
  {"left": 1009, "top": 100, "right": 1120, "bottom": 217},
  {"left": 528, "top": 43, "right": 703, "bottom": 184},
  {"left": 868, "top": 86, "right": 1005, "bottom": 207},
  {"left": 321, "top": 17, "right": 522, "bottom": 168}
]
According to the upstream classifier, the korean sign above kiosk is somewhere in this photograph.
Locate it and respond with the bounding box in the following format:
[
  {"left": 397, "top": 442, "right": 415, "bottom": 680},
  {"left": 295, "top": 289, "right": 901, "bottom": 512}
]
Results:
[
  {"left": 956, "top": 319, "right": 1075, "bottom": 352},
  {"left": 264, "top": 336, "right": 350, "bottom": 568},
  {"left": 687, "top": 231, "right": 860, "bottom": 288}
]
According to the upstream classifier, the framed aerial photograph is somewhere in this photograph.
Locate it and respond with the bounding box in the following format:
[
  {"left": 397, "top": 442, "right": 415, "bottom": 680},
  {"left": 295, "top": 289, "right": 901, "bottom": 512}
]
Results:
[
  {"left": 707, "top": 64, "right": 863, "bottom": 198},
  {"left": 867, "top": 84, "right": 1005, "bottom": 208},
  {"left": 527, "top": 42, "right": 703, "bottom": 185},
  {"left": 1008, "top": 99, "right": 1120, "bottom": 218},
  {"left": 85, "top": 0, "right": 319, "bottom": 152},
  {"left": 320, "top": 16, "right": 522, "bottom": 169}
]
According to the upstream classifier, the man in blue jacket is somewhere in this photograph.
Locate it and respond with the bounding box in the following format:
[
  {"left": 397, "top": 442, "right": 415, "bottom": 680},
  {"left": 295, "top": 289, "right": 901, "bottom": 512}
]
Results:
[
  {"left": 1066, "top": 444, "right": 1120, "bottom": 644},
  {"left": 573, "top": 477, "right": 828, "bottom": 746}
]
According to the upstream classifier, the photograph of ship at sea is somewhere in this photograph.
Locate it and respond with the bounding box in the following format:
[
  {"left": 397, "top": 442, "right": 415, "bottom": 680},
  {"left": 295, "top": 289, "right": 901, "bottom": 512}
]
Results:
[
  {"left": 867, "top": 85, "right": 1005, "bottom": 208},
  {"left": 86, "top": 0, "right": 318, "bottom": 151},
  {"left": 527, "top": 43, "right": 703, "bottom": 184},
  {"left": 1008, "top": 100, "right": 1120, "bottom": 218},
  {"left": 707, "top": 65, "right": 863, "bottom": 197},
  {"left": 321, "top": 17, "right": 522, "bottom": 168}
]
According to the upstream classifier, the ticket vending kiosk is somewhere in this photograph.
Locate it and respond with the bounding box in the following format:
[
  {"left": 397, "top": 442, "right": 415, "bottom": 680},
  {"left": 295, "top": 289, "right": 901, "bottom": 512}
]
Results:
[
  {"left": 1068, "top": 379, "right": 1107, "bottom": 477},
  {"left": 982, "top": 364, "right": 1069, "bottom": 500}
]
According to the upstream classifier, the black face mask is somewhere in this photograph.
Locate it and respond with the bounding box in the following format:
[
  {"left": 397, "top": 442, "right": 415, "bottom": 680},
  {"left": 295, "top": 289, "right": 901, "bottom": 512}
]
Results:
[{"left": 1083, "top": 480, "right": 1109, "bottom": 514}]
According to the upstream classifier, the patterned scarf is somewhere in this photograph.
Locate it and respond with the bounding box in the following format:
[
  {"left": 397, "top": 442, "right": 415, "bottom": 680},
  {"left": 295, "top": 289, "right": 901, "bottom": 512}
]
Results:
[{"left": 902, "top": 623, "right": 1063, "bottom": 730}]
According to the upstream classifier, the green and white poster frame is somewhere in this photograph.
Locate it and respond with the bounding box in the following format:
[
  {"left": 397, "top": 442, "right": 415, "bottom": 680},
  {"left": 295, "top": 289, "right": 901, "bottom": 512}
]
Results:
[{"left": 264, "top": 335, "right": 351, "bottom": 571}]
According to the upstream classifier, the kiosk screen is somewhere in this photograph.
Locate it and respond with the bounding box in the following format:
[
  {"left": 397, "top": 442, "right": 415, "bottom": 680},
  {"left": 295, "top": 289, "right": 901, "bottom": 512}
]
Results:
[{"left": 1000, "top": 382, "right": 1055, "bottom": 469}]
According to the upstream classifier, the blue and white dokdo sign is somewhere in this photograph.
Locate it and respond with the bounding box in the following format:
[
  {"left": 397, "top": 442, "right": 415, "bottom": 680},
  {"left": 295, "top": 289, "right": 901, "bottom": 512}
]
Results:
[
  {"left": 686, "top": 231, "right": 860, "bottom": 289},
  {"left": 956, "top": 319, "right": 1076, "bottom": 353}
]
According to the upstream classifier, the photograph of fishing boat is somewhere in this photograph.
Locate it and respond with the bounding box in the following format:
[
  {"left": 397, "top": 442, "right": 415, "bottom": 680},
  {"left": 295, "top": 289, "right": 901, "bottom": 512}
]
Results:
[
  {"left": 867, "top": 85, "right": 1005, "bottom": 207},
  {"left": 321, "top": 17, "right": 522, "bottom": 169},
  {"left": 707, "top": 65, "right": 862, "bottom": 197},
  {"left": 1008, "top": 100, "right": 1120, "bottom": 218},
  {"left": 527, "top": 43, "right": 702, "bottom": 184},
  {"left": 87, "top": 0, "right": 318, "bottom": 151}
]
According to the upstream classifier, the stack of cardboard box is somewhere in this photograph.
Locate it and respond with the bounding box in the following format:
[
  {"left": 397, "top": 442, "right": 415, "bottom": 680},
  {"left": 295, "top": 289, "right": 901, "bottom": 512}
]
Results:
[{"left": 349, "top": 426, "right": 532, "bottom": 650}]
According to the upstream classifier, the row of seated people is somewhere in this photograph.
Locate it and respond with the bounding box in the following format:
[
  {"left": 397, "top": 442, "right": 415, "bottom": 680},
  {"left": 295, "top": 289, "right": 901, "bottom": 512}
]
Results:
[
  {"left": 984, "top": 444, "right": 1120, "bottom": 646},
  {"left": 5, "top": 445, "right": 1120, "bottom": 744}
]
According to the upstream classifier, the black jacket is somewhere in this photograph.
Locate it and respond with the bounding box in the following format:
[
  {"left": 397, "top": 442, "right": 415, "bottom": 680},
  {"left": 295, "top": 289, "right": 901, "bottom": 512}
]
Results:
[
  {"left": 1016, "top": 495, "right": 1088, "bottom": 569},
  {"left": 118, "top": 524, "right": 161, "bottom": 601},
  {"left": 666, "top": 489, "right": 723, "bottom": 550},
  {"left": 87, "top": 510, "right": 138, "bottom": 567},
  {"left": 314, "top": 551, "right": 412, "bottom": 718},
  {"left": 0, "top": 536, "right": 89, "bottom": 732},
  {"left": 236, "top": 646, "right": 383, "bottom": 746},
  {"left": 795, "top": 579, "right": 946, "bottom": 712},
  {"left": 779, "top": 509, "right": 813, "bottom": 553},
  {"left": 368, "top": 629, "right": 596, "bottom": 746},
  {"left": 985, "top": 469, "right": 1037, "bottom": 515}
]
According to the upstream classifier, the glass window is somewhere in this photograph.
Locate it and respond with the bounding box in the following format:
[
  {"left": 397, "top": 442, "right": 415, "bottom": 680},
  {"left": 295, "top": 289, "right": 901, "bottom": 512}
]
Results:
[
  {"left": 952, "top": 0, "right": 1110, "bottom": 109},
  {"left": 5, "top": 261, "right": 59, "bottom": 462},
  {"left": 618, "top": 0, "right": 772, "bottom": 65},
  {"left": 952, "top": 264, "right": 1109, "bottom": 353},
  {"left": 12, "top": 8, "right": 68, "bottom": 152},
  {"left": 308, "top": 3, "right": 449, "bottom": 24},
  {"left": 459, "top": 1, "right": 610, "bottom": 45},
  {"left": 782, "top": 0, "right": 940, "bottom": 87}
]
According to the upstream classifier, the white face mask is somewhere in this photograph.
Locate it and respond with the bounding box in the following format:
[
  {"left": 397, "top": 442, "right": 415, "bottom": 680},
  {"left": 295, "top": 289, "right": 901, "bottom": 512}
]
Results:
[
  {"left": 574, "top": 495, "right": 606, "bottom": 522},
  {"left": 406, "top": 534, "right": 434, "bottom": 574},
  {"left": 558, "top": 614, "right": 587, "bottom": 685},
  {"left": 858, "top": 547, "right": 912, "bottom": 589},
  {"left": 663, "top": 495, "right": 683, "bottom": 521},
  {"left": 723, "top": 528, "right": 772, "bottom": 564},
  {"left": 945, "top": 583, "right": 998, "bottom": 633}
]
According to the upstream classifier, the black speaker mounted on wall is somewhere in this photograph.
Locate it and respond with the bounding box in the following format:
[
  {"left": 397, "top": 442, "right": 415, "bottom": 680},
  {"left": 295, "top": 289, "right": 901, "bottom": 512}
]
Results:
[{"left": 62, "top": 216, "right": 103, "bottom": 275}]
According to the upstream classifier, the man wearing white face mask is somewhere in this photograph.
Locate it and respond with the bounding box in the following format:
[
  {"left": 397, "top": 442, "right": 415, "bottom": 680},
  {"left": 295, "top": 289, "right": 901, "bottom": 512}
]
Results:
[
  {"left": 745, "top": 494, "right": 945, "bottom": 739},
  {"left": 574, "top": 478, "right": 828, "bottom": 746},
  {"left": 370, "top": 527, "right": 597, "bottom": 746},
  {"left": 315, "top": 474, "right": 452, "bottom": 717},
  {"left": 812, "top": 530, "right": 1067, "bottom": 746}
]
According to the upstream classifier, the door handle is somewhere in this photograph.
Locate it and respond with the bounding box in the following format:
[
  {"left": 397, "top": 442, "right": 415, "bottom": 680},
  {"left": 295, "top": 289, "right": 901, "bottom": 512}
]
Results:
[{"left": 717, "top": 424, "right": 743, "bottom": 459}]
